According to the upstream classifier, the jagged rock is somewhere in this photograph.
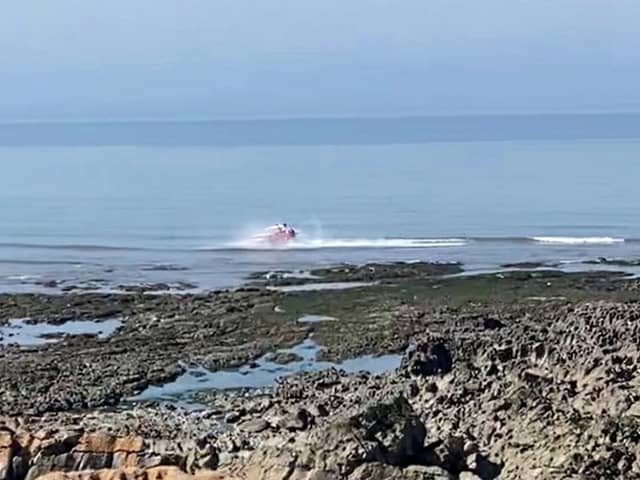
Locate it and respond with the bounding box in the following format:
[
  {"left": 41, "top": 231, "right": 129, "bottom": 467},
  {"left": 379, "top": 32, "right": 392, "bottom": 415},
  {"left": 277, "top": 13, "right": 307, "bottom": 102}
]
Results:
[
  {"left": 401, "top": 339, "right": 453, "bottom": 377},
  {"left": 280, "top": 409, "right": 311, "bottom": 432},
  {"left": 264, "top": 352, "right": 304, "bottom": 365},
  {"left": 482, "top": 317, "right": 505, "bottom": 330},
  {"left": 236, "top": 448, "right": 305, "bottom": 480},
  {"left": 458, "top": 473, "right": 482, "bottom": 480},
  {"left": 464, "top": 453, "right": 501, "bottom": 480},
  {"left": 7, "top": 274, "right": 640, "bottom": 479},
  {"left": 224, "top": 412, "right": 242, "bottom": 425},
  {"left": 348, "top": 463, "right": 451, "bottom": 479},
  {"left": 306, "top": 404, "right": 328, "bottom": 418},
  {"left": 0, "top": 431, "right": 12, "bottom": 480},
  {"left": 428, "top": 436, "right": 466, "bottom": 473},
  {"left": 225, "top": 393, "right": 429, "bottom": 478},
  {"left": 356, "top": 395, "right": 426, "bottom": 467},
  {"left": 0, "top": 429, "right": 219, "bottom": 480},
  {"left": 238, "top": 419, "right": 269, "bottom": 434}
]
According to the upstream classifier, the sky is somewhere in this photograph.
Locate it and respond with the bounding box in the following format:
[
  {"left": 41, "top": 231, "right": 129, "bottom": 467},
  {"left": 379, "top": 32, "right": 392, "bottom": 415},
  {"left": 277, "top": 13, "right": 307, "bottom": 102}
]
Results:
[{"left": 1, "top": 0, "right": 640, "bottom": 121}]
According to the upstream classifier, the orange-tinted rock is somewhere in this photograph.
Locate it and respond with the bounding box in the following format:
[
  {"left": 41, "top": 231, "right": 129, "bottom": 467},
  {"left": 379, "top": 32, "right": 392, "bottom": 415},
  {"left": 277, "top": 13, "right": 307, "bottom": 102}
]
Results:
[
  {"left": 0, "top": 431, "right": 13, "bottom": 480},
  {"left": 72, "top": 434, "right": 144, "bottom": 470},
  {"left": 0, "top": 432, "right": 11, "bottom": 449},
  {"left": 35, "top": 466, "right": 237, "bottom": 480},
  {"left": 112, "top": 437, "right": 144, "bottom": 454},
  {"left": 73, "top": 433, "right": 116, "bottom": 453},
  {"left": 14, "top": 432, "right": 37, "bottom": 455}
]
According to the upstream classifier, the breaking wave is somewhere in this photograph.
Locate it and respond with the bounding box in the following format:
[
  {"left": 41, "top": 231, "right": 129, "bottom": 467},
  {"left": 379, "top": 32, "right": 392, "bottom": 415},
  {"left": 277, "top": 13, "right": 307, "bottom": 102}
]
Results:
[{"left": 530, "top": 236, "right": 625, "bottom": 245}]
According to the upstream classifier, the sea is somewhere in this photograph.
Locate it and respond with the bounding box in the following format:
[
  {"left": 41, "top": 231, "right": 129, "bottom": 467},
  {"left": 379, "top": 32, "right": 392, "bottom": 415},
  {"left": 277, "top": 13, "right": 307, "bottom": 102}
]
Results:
[{"left": 2, "top": 113, "right": 640, "bottom": 294}]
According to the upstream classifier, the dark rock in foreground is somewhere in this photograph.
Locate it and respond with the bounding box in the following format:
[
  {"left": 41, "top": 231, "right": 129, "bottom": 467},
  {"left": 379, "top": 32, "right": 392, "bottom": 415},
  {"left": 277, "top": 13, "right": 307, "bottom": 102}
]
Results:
[
  {"left": 4, "top": 299, "right": 640, "bottom": 478},
  {"left": 3, "top": 265, "right": 640, "bottom": 478}
]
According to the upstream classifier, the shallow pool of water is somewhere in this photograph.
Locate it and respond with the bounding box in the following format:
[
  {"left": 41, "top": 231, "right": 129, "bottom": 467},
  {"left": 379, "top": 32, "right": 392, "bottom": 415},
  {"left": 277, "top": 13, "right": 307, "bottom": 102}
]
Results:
[
  {"left": 132, "top": 337, "right": 402, "bottom": 401},
  {"left": 297, "top": 314, "right": 336, "bottom": 323},
  {"left": 0, "top": 318, "right": 122, "bottom": 346}
]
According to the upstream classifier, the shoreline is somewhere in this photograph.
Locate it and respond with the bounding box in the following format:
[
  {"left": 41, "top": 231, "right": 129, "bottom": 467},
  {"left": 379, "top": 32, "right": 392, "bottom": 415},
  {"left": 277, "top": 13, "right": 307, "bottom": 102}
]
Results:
[{"left": 2, "top": 261, "right": 640, "bottom": 478}]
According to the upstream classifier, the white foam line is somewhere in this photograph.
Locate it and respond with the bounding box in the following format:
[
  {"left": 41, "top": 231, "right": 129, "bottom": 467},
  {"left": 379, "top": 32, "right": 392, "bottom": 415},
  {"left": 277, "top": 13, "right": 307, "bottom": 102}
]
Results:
[
  {"left": 230, "top": 238, "right": 468, "bottom": 250},
  {"left": 531, "top": 236, "right": 625, "bottom": 245}
]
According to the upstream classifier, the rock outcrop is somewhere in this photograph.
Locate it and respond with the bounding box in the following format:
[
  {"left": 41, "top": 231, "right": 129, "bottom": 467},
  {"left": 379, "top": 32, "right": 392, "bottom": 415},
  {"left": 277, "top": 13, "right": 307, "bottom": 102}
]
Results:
[
  {"left": 4, "top": 267, "right": 640, "bottom": 479},
  {"left": 35, "top": 467, "right": 233, "bottom": 480},
  {"left": 0, "top": 430, "right": 218, "bottom": 480}
]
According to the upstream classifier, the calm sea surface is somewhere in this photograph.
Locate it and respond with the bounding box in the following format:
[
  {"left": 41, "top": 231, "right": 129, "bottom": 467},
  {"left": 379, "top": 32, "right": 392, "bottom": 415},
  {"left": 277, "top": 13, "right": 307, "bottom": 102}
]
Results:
[{"left": 2, "top": 114, "right": 640, "bottom": 292}]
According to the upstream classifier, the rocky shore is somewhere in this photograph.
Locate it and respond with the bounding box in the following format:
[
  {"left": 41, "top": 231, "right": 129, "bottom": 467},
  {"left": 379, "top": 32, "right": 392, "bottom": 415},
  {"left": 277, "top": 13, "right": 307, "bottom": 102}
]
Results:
[{"left": 2, "top": 263, "right": 640, "bottom": 479}]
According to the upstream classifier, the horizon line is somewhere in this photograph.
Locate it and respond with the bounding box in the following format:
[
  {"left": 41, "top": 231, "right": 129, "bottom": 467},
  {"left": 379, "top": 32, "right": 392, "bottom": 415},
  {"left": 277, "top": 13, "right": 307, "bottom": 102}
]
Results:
[{"left": 2, "top": 109, "right": 640, "bottom": 126}]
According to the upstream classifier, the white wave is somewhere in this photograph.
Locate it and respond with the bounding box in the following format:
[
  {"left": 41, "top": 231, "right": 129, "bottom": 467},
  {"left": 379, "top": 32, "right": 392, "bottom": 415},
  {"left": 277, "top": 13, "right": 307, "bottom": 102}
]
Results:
[
  {"left": 531, "top": 236, "right": 625, "bottom": 245},
  {"left": 6, "top": 274, "right": 42, "bottom": 281},
  {"left": 558, "top": 259, "right": 587, "bottom": 264},
  {"left": 229, "top": 237, "right": 468, "bottom": 250}
]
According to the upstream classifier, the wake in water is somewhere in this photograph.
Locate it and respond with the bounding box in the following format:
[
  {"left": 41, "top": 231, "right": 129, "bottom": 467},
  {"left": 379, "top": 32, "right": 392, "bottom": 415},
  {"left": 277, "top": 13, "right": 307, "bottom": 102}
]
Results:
[
  {"left": 228, "top": 226, "right": 467, "bottom": 250},
  {"left": 231, "top": 237, "right": 468, "bottom": 250},
  {"left": 225, "top": 228, "right": 629, "bottom": 251},
  {"left": 0, "top": 233, "right": 631, "bottom": 253}
]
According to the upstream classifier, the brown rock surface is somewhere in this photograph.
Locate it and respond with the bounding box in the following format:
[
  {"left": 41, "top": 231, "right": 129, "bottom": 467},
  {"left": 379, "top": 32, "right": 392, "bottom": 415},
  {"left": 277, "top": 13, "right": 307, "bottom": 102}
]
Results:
[
  {"left": 4, "top": 269, "right": 640, "bottom": 479},
  {"left": 0, "top": 429, "right": 219, "bottom": 480},
  {"left": 34, "top": 467, "right": 234, "bottom": 480},
  {"left": 1, "top": 431, "right": 13, "bottom": 480}
]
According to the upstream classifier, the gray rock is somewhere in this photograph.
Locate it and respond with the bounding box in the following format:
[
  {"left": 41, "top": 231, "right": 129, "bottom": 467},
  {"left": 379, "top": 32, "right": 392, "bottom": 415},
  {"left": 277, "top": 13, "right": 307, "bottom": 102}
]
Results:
[
  {"left": 307, "top": 404, "right": 329, "bottom": 418},
  {"left": 264, "top": 351, "right": 304, "bottom": 365},
  {"left": 239, "top": 418, "right": 270, "bottom": 434},
  {"left": 349, "top": 463, "right": 452, "bottom": 479},
  {"left": 357, "top": 395, "right": 427, "bottom": 466},
  {"left": 401, "top": 337, "right": 453, "bottom": 377},
  {"left": 281, "top": 409, "right": 311, "bottom": 431},
  {"left": 466, "top": 453, "right": 502, "bottom": 480},
  {"left": 459, "top": 473, "right": 483, "bottom": 480},
  {"left": 224, "top": 411, "right": 244, "bottom": 424}
]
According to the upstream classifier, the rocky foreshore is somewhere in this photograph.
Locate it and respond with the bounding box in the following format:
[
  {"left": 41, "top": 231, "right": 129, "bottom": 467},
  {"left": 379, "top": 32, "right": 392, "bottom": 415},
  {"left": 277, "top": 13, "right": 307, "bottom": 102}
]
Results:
[{"left": 2, "top": 263, "right": 640, "bottom": 479}]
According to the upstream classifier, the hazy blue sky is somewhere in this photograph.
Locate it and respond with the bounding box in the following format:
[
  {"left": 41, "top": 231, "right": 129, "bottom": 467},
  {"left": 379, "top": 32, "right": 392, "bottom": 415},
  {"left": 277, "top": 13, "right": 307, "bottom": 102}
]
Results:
[{"left": 1, "top": 0, "right": 639, "bottom": 120}]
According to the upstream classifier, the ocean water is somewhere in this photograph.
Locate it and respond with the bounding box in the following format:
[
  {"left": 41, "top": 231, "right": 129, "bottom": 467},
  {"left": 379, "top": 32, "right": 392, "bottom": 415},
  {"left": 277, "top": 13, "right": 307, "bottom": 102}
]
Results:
[{"left": 1, "top": 114, "right": 640, "bottom": 293}]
